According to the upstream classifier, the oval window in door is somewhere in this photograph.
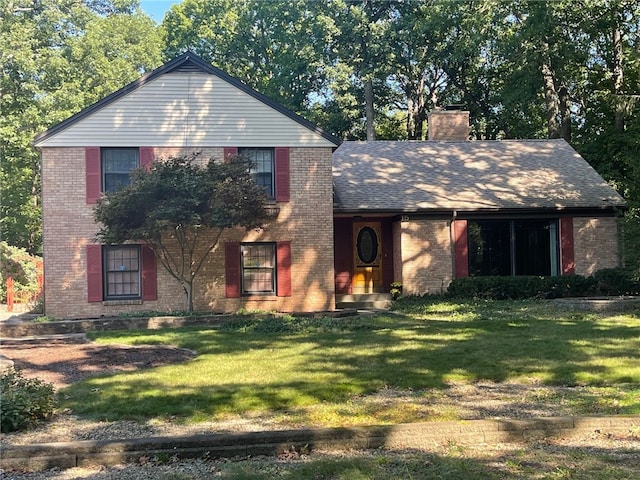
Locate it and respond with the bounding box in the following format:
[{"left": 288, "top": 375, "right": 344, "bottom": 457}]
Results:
[{"left": 357, "top": 227, "right": 378, "bottom": 264}]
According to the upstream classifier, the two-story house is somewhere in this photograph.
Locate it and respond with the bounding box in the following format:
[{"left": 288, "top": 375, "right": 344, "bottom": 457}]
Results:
[
  {"left": 34, "top": 52, "right": 340, "bottom": 319},
  {"left": 34, "top": 52, "right": 625, "bottom": 319}
]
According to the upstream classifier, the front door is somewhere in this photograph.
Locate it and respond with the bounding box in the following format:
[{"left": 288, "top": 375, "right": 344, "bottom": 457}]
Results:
[{"left": 353, "top": 222, "right": 383, "bottom": 293}]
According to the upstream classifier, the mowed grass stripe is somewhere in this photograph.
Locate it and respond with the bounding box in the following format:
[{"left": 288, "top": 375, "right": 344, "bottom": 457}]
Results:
[{"left": 63, "top": 299, "right": 640, "bottom": 423}]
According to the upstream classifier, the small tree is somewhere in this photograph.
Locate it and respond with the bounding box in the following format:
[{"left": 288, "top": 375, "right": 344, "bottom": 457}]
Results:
[{"left": 94, "top": 153, "right": 272, "bottom": 312}]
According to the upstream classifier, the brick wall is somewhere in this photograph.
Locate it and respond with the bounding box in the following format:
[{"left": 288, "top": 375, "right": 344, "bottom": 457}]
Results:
[
  {"left": 41, "top": 146, "right": 335, "bottom": 319},
  {"left": 394, "top": 219, "right": 452, "bottom": 295},
  {"left": 573, "top": 217, "right": 621, "bottom": 276},
  {"left": 427, "top": 111, "right": 470, "bottom": 141}
]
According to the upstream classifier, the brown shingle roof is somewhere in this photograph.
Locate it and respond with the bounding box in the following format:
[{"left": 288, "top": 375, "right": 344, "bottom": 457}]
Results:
[{"left": 332, "top": 139, "right": 625, "bottom": 213}]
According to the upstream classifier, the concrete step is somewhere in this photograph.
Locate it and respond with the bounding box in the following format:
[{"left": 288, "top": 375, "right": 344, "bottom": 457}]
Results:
[{"left": 335, "top": 293, "right": 392, "bottom": 310}]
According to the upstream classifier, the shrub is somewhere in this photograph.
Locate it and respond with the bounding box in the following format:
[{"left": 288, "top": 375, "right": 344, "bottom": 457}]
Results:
[
  {"left": 447, "top": 276, "right": 549, "bottom": 300},
  {"left": 446, "top": 268, "right": 640, "bottom": 300},
  {"left": 593, "top": 268, "right": 640, "bottom": 296},
  {"left": 447, "top": 275, "right": 597, "bottom": 300},
  {"left": 543, "top": 275, "right": 598, "bottom": 298},
  {"left": 0, "top": 241, "right": 42, "bottom": 305},
  {"left": 0, "top": 367, "right": 55, "bottom": 433}
]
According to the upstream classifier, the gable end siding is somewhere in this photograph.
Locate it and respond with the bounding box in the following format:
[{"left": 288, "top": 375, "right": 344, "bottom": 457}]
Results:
[{"left": 35, "top": 74, "right": 340, "bottom": 148}]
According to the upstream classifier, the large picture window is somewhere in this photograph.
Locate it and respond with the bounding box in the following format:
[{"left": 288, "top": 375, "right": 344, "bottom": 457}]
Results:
[
  {"left": 468, "top": 220, "right": 559, "bottom": 276},
  {"left": 102, "top": 148, "right": 139, "bottom": 192},
  {"left": 104, "top": 245, "right": 141, "bottom": 299},
  {"left": 240, "top": 148, "right": 274, "bottom": 198},
  {"left": 241, "top": 243, "right": 276, "bottom": 294}
]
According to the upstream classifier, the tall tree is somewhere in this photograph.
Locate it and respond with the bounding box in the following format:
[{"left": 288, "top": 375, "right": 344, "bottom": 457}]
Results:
[
  {"left": 326, "top": 0, "right": 396, "bottom": 140},
  {"left": 94, "top": 154, "right": 273, "bottom": 312},
  {"left": 432, "top": 0, "right": 511, "bottom": 139},
  {"left": 0, "top": 0, "right": 161, "bottom": 254},
  {"left": 513, "top": 1, "right": 589, "bottom": 141},
  {"left": 388, "top": 1, "right": 455, "bottom": 139},
  {"left": 162, "top": 0, "right": 332, "bottom": 114}
]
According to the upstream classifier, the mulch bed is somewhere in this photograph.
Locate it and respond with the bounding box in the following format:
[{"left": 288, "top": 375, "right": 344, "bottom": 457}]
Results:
[{"left": 1, "top": 338, "right": 196, "bottom": 388}]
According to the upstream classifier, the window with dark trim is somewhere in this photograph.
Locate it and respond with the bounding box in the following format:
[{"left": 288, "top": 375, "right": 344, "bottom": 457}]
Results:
[
  {"left": 239, "top": 148, "right": 274, "bottom": 198},
  {"left": 102, "top": 147, "right": 139, "bottom": 193},
  {"left": 468, "top": 219, "right": 559, "bottom": 276},
  {"left": 241, "top": 243, "right": 276, "bottom": 295},
  {"left": 104, "top": 245, "right": 141, "bottom": 299}
]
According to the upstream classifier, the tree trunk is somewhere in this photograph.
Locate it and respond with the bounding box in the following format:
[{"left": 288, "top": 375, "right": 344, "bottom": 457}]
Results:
[
  {"left": 183, "top": 282, "right": 194, "bottom": 313},
  {"left": 541, "top": 60, "right": 560, "bottom": 139},
  {"left": 613, "top": 22, "right": 625, "bottom": 132},
  {"left": 364, "top": 78, "right": 376, "bottom": 140},
  {"left": 559, "top": 85, "right": 571, "bottom": 142},
  {"left": 406, "top": 98, "right": 416, "bottom": 140}
]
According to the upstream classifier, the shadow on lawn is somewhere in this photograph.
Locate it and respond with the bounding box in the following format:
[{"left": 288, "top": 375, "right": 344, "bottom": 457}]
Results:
[{"left": 62, "top": 302, "right": 640, "bottom": 421}]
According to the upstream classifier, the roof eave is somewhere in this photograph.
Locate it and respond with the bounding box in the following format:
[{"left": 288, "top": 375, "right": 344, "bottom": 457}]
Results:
[{"left": 333, "top": 204, "right": 627, "bottom": 217}]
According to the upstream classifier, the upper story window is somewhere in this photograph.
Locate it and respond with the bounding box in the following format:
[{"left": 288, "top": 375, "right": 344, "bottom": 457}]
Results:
[
  {"left": 239, "top": 148, "right": 274, "bottom": 198},
  {"left": 102, "top": 148, "right": 139, "bottom": 193}
]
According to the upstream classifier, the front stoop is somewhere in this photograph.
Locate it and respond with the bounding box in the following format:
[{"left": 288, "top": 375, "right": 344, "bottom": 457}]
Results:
[
  {"left": 1, "top": 417, "right": 637, "bottom": 472},
  {"left": 336, "top": 294, "right": 392, "bottom": 310}
]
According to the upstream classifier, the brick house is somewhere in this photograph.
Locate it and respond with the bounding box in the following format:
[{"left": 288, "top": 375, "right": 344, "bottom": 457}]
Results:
[
  {"left": 333, "top": 110, "right": 625, "bottom": 301},
  {"left": 34, "top": 53, "right": 625, "bottom": 319},
  {"left": 34, "top": 52, "right": 340, "bottom": 319}
]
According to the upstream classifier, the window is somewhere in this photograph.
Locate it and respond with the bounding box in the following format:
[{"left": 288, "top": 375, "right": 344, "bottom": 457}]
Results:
[
  {"left": 239, "top": 148, "right": 274, "bottom": 198},
  {"left": 104, "top": 245, "right": 141, "bottom": 299},
  {"left": 468, "top": 219, "right": 559, "bottom": 276},
  {"left": 241, "top": 243, "right": 276, "bottom": 294},
  {"left": 102, "top": 148, "right": 139, "bottom": 192}
]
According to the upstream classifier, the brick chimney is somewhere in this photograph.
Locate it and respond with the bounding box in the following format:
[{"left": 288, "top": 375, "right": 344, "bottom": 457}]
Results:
[{"left": 427, "top": 108, "right": 470, "bottom": 141}]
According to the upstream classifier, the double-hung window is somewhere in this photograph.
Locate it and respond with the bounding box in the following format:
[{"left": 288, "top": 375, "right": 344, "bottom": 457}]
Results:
[
  {"left": 241, "top": 243, "right": 276, "bottom": 295},
  {"left": 239, "top": 148, "right": 274, "bottom": 198},
  {"left": 104, "top": 245, "right": 141, "bottom": 299},
  {"left": 102, "top": 147, "right": 139, "bottom": 193}
]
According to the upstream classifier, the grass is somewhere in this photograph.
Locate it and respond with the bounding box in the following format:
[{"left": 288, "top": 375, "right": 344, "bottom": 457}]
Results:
[
  {"left": 78, "top": 443, "right": 640, "bottom": 479},
  {"left": 60, "top": 298, "right": 640, "bottom": 425}
]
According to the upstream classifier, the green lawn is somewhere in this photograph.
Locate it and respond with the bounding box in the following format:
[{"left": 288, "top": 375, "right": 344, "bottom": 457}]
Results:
[{"left": 62, "top": 298, "right": 640, "bottom": 425}]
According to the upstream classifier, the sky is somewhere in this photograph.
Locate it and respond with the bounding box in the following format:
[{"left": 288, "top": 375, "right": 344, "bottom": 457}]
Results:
[{"left": 139, "top": 0, "right": 180, "bottom": 23}]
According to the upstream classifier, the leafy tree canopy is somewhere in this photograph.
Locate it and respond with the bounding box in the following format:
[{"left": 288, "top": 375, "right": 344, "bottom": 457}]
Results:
[
  {"left": 0, "top": 0, "right": 161, "bottom": 254},
  {"left": 94, "top": 154, "right": 274, "bottom": 311}
]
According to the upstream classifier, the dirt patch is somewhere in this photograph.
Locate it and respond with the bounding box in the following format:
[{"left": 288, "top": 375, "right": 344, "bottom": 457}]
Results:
[{"left": 1, "top": 339, "right": 196, "bottom": 388}]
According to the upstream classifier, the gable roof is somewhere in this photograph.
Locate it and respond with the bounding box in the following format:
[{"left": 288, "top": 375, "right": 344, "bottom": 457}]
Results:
[
  {"left": 333, "top": 139, "right": 625, "bottom": 214},
  {"left": 34, "top": 51, "right": 340, "bottom": 147}
]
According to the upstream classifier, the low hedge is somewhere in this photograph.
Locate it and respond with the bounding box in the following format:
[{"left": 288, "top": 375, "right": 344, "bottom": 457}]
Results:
[{"left": 447, "top": 267, "right": 640, "bottom": 300}]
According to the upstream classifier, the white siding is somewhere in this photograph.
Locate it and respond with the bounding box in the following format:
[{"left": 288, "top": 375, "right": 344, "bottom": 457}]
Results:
[{"left": 35, "top": 73, "right": 336, "bottom": 148}]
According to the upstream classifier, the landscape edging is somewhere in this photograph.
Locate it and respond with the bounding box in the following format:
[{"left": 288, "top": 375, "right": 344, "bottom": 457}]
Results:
[
  {"left": 1, "top": 416, "right": 637, "bottom": 472},
  {"left": 0, "top": 310, "right": 358, "bottom": 339}
]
